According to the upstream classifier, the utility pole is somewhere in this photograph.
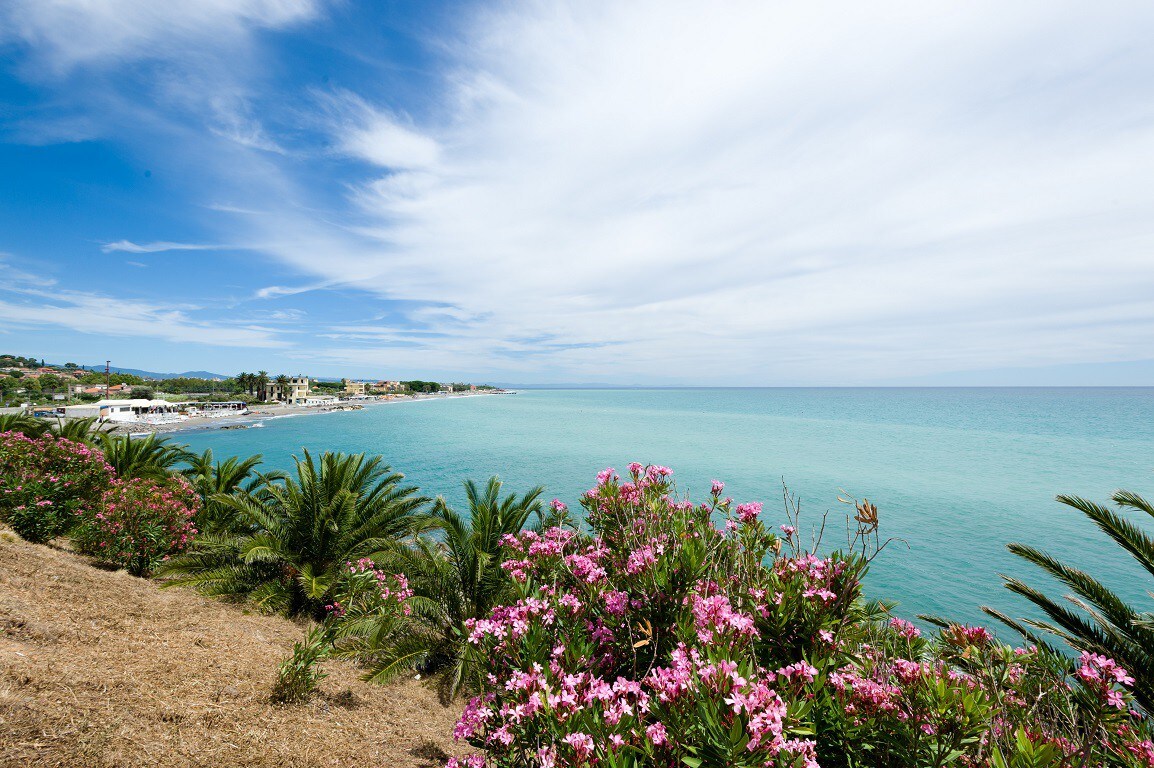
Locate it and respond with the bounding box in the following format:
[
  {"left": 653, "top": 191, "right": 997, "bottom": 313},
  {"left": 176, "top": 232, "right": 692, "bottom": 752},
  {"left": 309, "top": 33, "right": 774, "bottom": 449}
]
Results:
[{"left": 105, "top": 360, "right": 111, "bottom": 399}]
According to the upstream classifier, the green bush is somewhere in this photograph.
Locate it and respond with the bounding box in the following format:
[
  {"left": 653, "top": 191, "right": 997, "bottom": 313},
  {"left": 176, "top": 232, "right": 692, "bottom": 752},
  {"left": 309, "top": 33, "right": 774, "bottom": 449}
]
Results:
[
  {"left": 73, "top": 475, "right": 199, "bottom": 576},
  {"left": 271, "top": 625, "right": 330, "bottom": 704},
  {"left": 0, "top": 430, "right": 114, "bottom": 543},
  {"left": 447, "top": 463, "right": 1154, "bottom": 768},
  {"left": 159, "top": 451, "right": 428, "bottom": 617}
]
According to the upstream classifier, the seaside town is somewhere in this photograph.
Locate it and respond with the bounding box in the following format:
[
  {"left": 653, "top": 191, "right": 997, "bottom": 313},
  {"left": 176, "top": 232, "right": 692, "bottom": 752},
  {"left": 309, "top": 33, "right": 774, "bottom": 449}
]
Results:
[{"left": 0, "top": 353, "right": 505, "bottom": 432}]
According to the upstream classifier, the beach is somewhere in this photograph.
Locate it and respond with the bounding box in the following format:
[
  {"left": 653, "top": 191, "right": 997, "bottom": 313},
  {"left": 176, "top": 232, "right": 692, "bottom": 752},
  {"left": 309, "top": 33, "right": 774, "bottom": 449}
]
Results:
[{"left": 111, "top": 391, "right": 504, "bottom": 435}]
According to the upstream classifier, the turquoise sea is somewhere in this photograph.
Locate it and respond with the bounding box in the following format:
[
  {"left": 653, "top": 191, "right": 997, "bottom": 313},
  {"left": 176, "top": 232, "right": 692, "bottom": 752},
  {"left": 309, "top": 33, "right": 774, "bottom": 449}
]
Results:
[{"left": 177, "top": 388, "right": 1154, "bottom": 628}]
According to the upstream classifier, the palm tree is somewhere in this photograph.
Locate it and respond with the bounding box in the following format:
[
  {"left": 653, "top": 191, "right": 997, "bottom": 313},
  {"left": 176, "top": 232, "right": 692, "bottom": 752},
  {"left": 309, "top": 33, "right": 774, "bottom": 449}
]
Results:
[
  {"left": 99, "top": 432, "right": 189, "bottom": 481},
  {"left": 0, "top": 413, "right": 50, "bottom": 438},
  {"left": 988, "top": 490, "right": 1154, "bottom": 710},
  {"left": 371, "top": 476, "right": 544, "bottom": 699},
  {"left": 255, "top": 370, "right": 270, "bottom": 401},
  {"left": 235, "top": 372, "right": 251, "bottom": 397},
  {"left": 182, "top": 448, "right": 286, "bottom": 535},
  {"left": 159, "top": 450, "right": 429, "bottom": 618},
  {"left": 49, "top": 416, "right": 111, "bottom": 445}
]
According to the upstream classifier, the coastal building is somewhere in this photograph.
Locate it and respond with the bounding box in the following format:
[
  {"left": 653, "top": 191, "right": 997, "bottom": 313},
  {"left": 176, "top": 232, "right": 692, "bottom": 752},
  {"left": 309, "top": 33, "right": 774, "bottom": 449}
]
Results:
[
  {"left": 343, "top": 379, "right": 366, "bottom": 396},
  {"left": 303, "top": 394, "right": 339, "bottom": 407},
  {"left": 250, "top": 376, "right": 310, "bottom": 404},
  {"left": 374, "top": 380, "right": 402, "bottom": 392},
  {"left": 63, "top": 398, "right": 182, "bottom": 423}
]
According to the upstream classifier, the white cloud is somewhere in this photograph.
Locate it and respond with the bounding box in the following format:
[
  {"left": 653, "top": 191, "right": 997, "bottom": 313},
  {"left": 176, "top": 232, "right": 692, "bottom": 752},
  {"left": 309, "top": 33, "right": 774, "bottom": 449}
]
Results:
[
  {"left": 282, "top": 0, "right": 1154, "bottom": 382},
  {"left": 10, "top": 0, "right": 1154, "bottom": 382},
  {"left": 0, "top": 258, "right": 287, "bottom": 348},
  {"left": 102, "top": 240, "right": 225, "bottom": 254},
  {"left": 1, "top": 0, "right": 320, "bottom": 73},
  {"left": 0, "top": 289, "right": 288, "bottom": 348},
  {"left": 325, "top": 91, "right": 440, "bottom": 169}
]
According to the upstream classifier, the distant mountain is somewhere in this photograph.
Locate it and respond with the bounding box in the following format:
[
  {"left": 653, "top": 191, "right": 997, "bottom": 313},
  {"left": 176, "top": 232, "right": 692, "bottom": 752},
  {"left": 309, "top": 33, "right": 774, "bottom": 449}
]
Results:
[{"left": 76, "top": 365, "right": 231, "bottom": 381}]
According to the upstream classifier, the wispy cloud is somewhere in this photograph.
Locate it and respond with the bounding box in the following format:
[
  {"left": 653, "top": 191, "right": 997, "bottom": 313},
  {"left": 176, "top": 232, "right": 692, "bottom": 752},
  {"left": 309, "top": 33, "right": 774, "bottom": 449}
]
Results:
[
  {"left": 0, "top": 290, "right": 289, "bottom": 348},
  {"left": 323, "top": 90, "right": 440, "bottom": 170},
  {"left": 0, "top": 0, "right": 320, "bottom": 74},
  {"left": 0, "top": 260, "right": 288, "bottom": 348},
  {"left": 101, "top": 240, "right": 226, "bottom": 254},
  {"left": 4, "top": 1, "right": 1154, "bottom": 382},
  {"left": 292, "top": 0, "right": 1154, "bottom": 382}
]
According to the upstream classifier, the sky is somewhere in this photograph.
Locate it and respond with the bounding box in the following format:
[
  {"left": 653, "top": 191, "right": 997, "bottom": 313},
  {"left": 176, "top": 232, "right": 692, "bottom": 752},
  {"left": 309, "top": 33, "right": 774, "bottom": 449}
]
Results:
[{"left": 1, "top": 1, "right": 1153, "bottom": 386}]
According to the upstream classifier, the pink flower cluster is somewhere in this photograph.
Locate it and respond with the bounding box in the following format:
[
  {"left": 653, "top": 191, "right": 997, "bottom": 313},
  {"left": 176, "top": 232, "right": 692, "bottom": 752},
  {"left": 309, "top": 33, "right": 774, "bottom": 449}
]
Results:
[
  {"left": 0, "top": 431, "right": 116, "bottom": 542},
  {"left": 332, "top": 558, "right": 414, "bottom": 617},
  {"left": 74, "top": 474, "right": 199, "bottom": 576},
  {"left": 450, "top": 464, "right": 830, "bottom": 767},
  {"left": 448, "top": 462, "right": 1154, "bottom": 768},
  {"left": 1077, "top": 651, "right": 1134, "bottom": 710}
]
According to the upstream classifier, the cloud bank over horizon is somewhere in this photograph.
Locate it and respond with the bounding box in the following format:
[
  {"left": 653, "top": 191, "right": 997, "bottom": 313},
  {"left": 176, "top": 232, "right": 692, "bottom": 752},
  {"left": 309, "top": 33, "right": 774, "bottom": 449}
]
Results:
[{"left": 1, "top": 1, "right": 1152, "bottom": 384}]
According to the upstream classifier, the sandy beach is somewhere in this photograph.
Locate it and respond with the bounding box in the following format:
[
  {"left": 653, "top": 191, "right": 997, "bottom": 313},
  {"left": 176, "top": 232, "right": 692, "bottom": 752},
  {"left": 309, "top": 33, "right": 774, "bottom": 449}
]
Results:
[{"left": 110, "top": 391, "right": 505, "bottom": 436}]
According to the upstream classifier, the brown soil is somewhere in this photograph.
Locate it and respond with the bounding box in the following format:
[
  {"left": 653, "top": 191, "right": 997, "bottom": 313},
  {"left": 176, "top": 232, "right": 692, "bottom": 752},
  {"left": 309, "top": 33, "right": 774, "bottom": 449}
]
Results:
[{"left": 0, "top": 528, "right": 463, "bottom": 767}]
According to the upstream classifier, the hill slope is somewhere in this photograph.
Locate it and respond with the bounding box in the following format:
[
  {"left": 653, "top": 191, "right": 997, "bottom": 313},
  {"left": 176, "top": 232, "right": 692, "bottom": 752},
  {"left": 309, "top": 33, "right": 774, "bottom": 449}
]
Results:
[{"left": 0, "top": 529, "right": 462, "bottom": 768}]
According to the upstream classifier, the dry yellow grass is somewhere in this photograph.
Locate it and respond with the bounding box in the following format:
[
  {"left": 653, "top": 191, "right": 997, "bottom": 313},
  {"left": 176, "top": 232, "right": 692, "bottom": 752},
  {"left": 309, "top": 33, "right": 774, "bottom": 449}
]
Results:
[{"left": 0, "top": 528, "right": 463, "bottom": 767}]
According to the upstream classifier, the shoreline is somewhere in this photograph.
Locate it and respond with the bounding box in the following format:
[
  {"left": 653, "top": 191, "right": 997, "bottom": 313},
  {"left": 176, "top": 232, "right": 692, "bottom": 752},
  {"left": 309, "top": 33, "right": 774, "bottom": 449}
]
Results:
[{"left": 116, "top": 391, "right": 504, "bottom": 436}]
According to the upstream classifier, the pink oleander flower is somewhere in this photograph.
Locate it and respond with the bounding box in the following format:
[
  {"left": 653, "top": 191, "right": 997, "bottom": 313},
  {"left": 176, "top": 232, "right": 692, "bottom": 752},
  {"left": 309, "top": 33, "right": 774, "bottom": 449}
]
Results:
[
  {"left": 889, "top": 617, "right": 921, "bottom": 639},
  {"left": 563, "top": 732, "right": 595, "bottom": 759},
  {"left": 736, "top": 501, "right": 762, "bottom": 523},
  {"left": 603, "top": 590, "right": 629, "bottom": 616}
]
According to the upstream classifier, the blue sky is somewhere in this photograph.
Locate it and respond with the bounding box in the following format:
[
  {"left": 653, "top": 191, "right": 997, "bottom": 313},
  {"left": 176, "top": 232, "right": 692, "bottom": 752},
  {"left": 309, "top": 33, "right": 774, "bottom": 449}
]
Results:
[{"left": 1, "top": 1, "right": 1153, "bottom": 385}]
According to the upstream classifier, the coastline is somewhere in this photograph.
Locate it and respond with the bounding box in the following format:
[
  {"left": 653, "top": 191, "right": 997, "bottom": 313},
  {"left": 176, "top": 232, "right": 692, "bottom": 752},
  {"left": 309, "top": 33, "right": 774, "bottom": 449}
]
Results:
[{"left": 115, "top": 391, "right": 504, "bottom": 436}]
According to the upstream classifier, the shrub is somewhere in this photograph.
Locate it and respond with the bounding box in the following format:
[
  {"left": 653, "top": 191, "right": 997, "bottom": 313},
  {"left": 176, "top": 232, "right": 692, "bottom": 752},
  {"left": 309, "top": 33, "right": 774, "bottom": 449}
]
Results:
[
  {"left": 321, "top": 558, "right": 425, "bottom": 678},
  {"left": 0, "top": 430, "right": 114, "bottom": 543},
  {"left": 370, "top": 476, "right": 545, "bottom": 700},
  {"left": 271, "top": 625, "right": 331, "bottom": 704},
  {"left": 450, "top": 463, "right": 1154, "bottom": 768},
  {"left": 273, "top": 559, "right": 416, "bottom": 704},
  {"left": 159, "top": 451, "right": 428, "bottom": 618},
  {"left": 73, "top": 475, "right": 199, "bottom": 576}
]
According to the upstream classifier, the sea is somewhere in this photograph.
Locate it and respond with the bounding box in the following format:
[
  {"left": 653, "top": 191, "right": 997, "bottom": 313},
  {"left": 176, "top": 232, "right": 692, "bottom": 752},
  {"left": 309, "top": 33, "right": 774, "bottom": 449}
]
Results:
[{"left": 177, "top": 388, "right": 1154, "bottom": 629}]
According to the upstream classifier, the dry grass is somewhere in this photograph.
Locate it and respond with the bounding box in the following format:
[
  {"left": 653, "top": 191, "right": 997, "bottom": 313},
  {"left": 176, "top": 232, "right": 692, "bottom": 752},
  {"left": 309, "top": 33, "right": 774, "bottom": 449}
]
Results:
[{"left": 0, "top": 527, "right": 463, "bottom": 768}]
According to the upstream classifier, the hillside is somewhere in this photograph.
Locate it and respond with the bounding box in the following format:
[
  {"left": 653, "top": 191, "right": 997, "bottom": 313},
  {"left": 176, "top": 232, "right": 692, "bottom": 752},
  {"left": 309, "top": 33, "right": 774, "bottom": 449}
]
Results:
[{"left": 0, "top": 529, "right": 462, "bottom": 768}]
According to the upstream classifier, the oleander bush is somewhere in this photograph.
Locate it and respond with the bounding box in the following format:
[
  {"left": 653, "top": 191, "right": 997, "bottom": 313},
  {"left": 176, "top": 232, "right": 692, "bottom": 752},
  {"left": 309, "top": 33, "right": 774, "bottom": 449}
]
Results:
[
  {"left": 449, "top": 464, "right": 1154, "bottom": 768},
  {"left": 72, "top": 475, "right": 200, "bottom": 576},
  {"left": 0, "top": 430, "right": 115, "bottom": 543}
]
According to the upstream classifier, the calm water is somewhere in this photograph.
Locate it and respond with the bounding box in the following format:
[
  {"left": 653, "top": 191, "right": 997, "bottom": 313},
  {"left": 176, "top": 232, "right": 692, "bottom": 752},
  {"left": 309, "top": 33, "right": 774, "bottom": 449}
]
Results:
[{"left": 177, "top": 388, "right": 1154, "bottom": 627}]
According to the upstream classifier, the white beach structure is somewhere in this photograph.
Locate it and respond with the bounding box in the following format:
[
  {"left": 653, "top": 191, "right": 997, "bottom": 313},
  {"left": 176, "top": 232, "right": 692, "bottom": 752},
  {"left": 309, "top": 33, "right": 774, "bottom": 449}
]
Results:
[
  {"left": 303, "top": 394, "right": 339, "bottom": 407},
  {"left": 64, "top": 399, "right": 186, "bottom": 424}
]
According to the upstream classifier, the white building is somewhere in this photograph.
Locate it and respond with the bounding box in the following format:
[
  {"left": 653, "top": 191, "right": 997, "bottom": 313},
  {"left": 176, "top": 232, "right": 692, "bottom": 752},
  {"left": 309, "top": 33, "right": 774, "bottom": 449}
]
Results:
[
  {"left": 303, "top": 394, "right": 339, "bottom": 407},
  {"left": 64, "top": 399, "right": 183, "bottom": 423}
]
